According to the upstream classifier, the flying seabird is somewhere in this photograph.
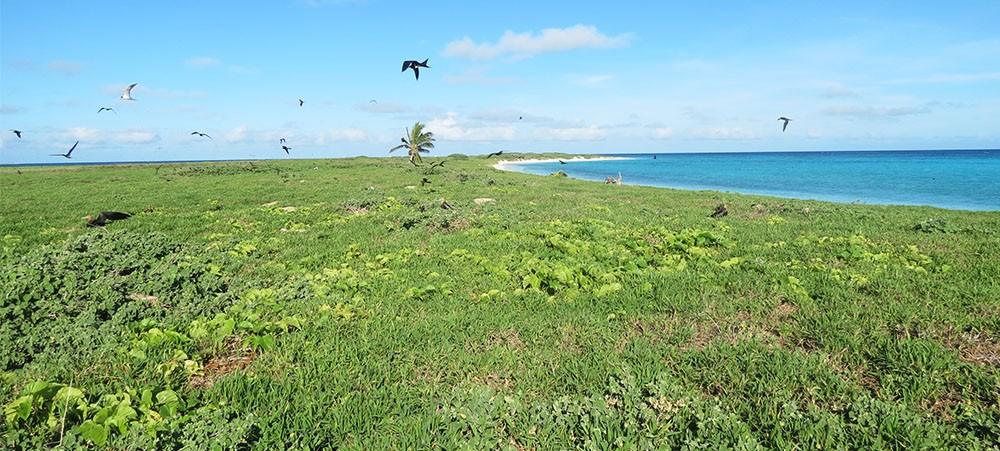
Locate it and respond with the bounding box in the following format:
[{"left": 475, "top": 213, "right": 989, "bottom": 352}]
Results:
[
  {"left": 519, "top": 116, "right": 523, "bottom": 120},
  {"left": 282, "top": 145, "right": 292, "bottom": 154},
  {"left": 50, "top": 140, "right": 79, "bottom": 159},
  {"left": 280, "top": 137, "right": 286, "bottom": 144},
  {"left": 486, "top": 150, "right": 503, "bottom": 159},
  {"left": 299, "top": 99, "right": 304, "bottom": 107},
  {"left": 191, "top": 131, "right": 212, "bottom": 139},
  {"left": 10, "top": 129, "right": 22, "bottom": 139},
  {"left": 85, "top": 211, "right": 131, "bottom": 227},
  {"left": 97, "top": 107, "right": 115, "bottom": 114},
  {"left": 121, "top": 83, "right": 137, "bottom": 101},
  {"left": 777, "top": 117, "right": 792, "bottom": 132},
  {"left": 558, "top": 160, "right": 567, "bottom": 165},
  {"left": 401, "top": 59, "right": 429, "bottom": 80},
  {"left": 429, "top": 160, "right": 447, "bottom": 168}
]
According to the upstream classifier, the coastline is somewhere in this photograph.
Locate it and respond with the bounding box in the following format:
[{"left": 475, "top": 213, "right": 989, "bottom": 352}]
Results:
[{"left": 493, "top": 155, "right": 634, "bottom": 171}]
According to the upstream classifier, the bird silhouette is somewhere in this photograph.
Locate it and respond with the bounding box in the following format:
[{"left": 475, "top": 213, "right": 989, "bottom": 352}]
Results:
[
  {"left": 10, "top": 129, "right": 22, "bottom": 139},
  {"left": 280, "top": 137, "right": 286, "bottom": 144},
  {"left": 778, "top": 117, "right": 792, "bottom": 132},
  {"left": 191, "top": 131, "right": 212, "bottom": 139},
  {"left": 85, "top": 211, "right": 131, "bottom": 227},
  {"left": 401, "top": 59, "right": 429, "bottom": 80},
  {"left": 121, "top": 83, "right": 137, "bottom": 101},
  {"left": 50, "top": 141, "right": 79, "bottom": 159},
  {"left": 559, "top": 160, "right": 567, "bottom": 165},
  {"left": 369, "top": 99, "right": 377, "bottom": 104},
  {"left": 519, "top": 116, "right": 523, "bottom": 120},
  {"left": 97, "top": 107, "right": 115, "bottom": 114},
  {"left": 299, "top": 99, "right": 304, "bottom": 107},
  {"left": 486, "top": 150, "right": 503, "bottom": 159},
  {"left": 282, "top": 145, "right": 292, "bottom": 154},
  {"left": 430, "top": 160, "right": 447, "bottom": 168}
]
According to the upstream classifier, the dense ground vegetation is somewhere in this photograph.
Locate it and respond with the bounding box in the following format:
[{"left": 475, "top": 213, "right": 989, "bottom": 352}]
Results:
[{"left": 1, "top": 155, "right": 998, "bottom": 449}]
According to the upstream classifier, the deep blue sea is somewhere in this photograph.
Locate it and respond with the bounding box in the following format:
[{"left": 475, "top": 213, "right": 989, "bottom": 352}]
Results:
[{"left": 504, "top": 150, "right": 1000, "bottom": 211}]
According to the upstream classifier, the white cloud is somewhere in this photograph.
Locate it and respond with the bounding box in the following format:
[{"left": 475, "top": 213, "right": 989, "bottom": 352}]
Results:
[
  {"left": 185, "top": 56, "right": 220, "bottom": 68},
  {"left": 892, "top": 72, "right": 1000, "bottom": 84},
  {"left": 224, "top": 125, "right": 249, "bottom": 143},
  {"left": 443, "top": 25, "right": 633, "bottom": 61},
  {"left": 819, "top": 82, "right": 861, "bottom": 98},
  {"left": 444, "top": 68, "right": 517, "bottom": 85},
  {"left": 0, "top": 105, "right": 26, "bottom": 115},
  {"left": 354, "top": 102, "right": 411, "bottom": 114},
  {"left": 688, "top": 127, "right": 758, "bottom": 140},
  {"left": 101, "top": 84, "right": 208, "bottom": 99},
  {"left": 651, "top": 127, "right": 675, "bottom": 139},
  {"left": 64, "top": 127, "right": 101, "bottom": 141},
  {"left": 823, "top": 104, "right": 931, "bottom": 118},
  {"left": 320, "top": 128, "right": 368, "bottom": 143},
  {"left": 536, "top": 125, "right": 607, "bottom": 141},
  {"left": 112, "top": 130, "right": 160, "bottom": 144},
  {"left": 425, "top": 113, "right": 516, "bottom": 141},
  {"left": 571, "top": 74, "right": 614, "bottom": 86},
  {"left": 57, "top": 127, "right": 159, "bottom": 145},
  {"left": 46, "top": 60, "right": 84, "bottom": 75}
]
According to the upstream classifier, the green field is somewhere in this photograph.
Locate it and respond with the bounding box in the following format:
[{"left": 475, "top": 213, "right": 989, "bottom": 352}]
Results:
[{"left": 1, "top": 156, "right": 998, "bottom": 449}]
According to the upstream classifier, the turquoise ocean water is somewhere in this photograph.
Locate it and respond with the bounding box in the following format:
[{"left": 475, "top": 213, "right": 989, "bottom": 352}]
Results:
[{"left": 504, "top": 150, "right": 1000, "bottom": 211}]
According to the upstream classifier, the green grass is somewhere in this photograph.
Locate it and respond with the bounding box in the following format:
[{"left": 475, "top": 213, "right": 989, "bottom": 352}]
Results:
[{"left": 1, "top": 155, "right": 998, "bottom": 449}]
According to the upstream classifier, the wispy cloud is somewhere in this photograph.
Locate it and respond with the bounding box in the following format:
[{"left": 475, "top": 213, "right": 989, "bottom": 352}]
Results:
[
  {"left": 223, "top": 125, "right": 249, "bottom": 143},
  {"left": 891, "top": 72, "right": 1000, "bottom": 84},
  {"left": 823, "top": 104, "right": 932, "bottom": 118},
  {"left": 651, "top": 127, "right": 675, "bottom": 139},
  {"left": 46, "top": 60, "right": 85, "bottom": 76},
  {"left": 571, "top": 74, "right": 614, "bottom": 86},
  {"left": 0, "top": 105, "right": 26, "bottom": 115},
  {"left": 317, "top": 128, "right": 369, "bottom": 144},
  {"left": 426, "top": 112, "right": 516, "bottom": 141},
  {"left": 443, "top": 25, "right": 633, "bottom": 61},
  {"left": 60, "top": 127, "right": 160, "bottom": 145},
  {"left": 183, "top": 56, "right": 252, "bottom": 73},
  {"left": 535, "top": 125, "right": 607, "bottom": 141},
  {"left": 5, "top": 59, "right": 85, "bottom": 75},
  {"left": 299, "top": 0, "right": 366, "bottom": 5},
  {"left": 819, "top": 82, "right": 861, "bottom": 98},
  {"left": 687, "top": 127, "right": 758, "bottom": 140},
  {"left": 354, "top": 102, "right": 411, "bottom": 114},
  {"left": 444, "top": 68, "right": 517, "bottom": 85},
  {"left": 184, "top": 56, "right": 220, "bottom": 68},
  {"left": 101, "top": 84, "right": 208, "bottom": 99}
]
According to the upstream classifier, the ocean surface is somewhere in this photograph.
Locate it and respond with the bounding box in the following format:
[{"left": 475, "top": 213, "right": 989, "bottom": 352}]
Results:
[{"left": 504, "top": 150, "right": 1000, "bottom": 211}]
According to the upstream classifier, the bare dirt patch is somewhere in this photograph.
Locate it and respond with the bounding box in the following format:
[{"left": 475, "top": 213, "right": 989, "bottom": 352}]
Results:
[{"left": 189, "top": 338, "right": 256, "bottom": 389}]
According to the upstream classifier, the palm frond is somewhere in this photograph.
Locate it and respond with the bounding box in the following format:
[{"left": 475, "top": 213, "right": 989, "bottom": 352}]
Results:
[{"left": 389, "top": 144, "right": 407, "bottom": 153}]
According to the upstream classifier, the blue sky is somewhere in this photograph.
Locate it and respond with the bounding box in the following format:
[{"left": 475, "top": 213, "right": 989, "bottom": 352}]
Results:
[{"left": 2, "top": 0, "right": 999, "bottom": 164}]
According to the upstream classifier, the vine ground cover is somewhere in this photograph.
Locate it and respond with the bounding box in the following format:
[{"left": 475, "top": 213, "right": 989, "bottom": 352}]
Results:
[{"left": 1, "top": 155, "right": 998, "bottom": 449}]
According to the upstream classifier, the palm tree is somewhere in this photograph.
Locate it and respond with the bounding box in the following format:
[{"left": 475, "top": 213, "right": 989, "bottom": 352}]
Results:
[{"left": 390, "top": 122, "right": 435, "bottom": 166}]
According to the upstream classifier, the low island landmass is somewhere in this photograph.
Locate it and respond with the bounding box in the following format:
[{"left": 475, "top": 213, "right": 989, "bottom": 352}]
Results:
[{"left": 1, "top": 155, "right": 998, "bottom": 449}]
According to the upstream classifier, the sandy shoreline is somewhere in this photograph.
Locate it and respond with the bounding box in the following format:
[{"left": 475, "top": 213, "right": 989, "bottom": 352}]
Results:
[{"left": 493, "top": 156, "right": 633, "bottom": 171}]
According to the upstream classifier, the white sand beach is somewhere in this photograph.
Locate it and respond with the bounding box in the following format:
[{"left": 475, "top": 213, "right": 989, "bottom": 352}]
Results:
[{"left": 493, "top": 156, "right": 633, "bottom": 171}]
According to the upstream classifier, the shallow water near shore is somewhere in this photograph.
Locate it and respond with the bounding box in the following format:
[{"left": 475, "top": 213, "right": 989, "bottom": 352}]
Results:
[{"left": 503, "top": 150, "right": 1000, "bottom": 211}]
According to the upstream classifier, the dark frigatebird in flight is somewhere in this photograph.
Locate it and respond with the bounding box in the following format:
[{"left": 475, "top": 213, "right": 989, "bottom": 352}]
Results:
[
  {"left": 777, "top": 117, "right": 792, "bottom": 132},
  {"left": 401, "top": 59, "right": 429, "bottom": 80},
  {"left": 10, "top": 129, "right": 22, "bottom": 139},
  {"left": 282, "top": 145, "right": 292, "bottom": 154},
  {"left": 191, "top": 131, "right": 212, "bottom": 139},
  {"left": 51, "top": 140, "right": 79, "bottom": 159},
  {"left": 97, "top": 107, "right": 115, "bottom": 114},
  {"left": 486, "top": 150, "right": 503, "bottom": 159}
]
